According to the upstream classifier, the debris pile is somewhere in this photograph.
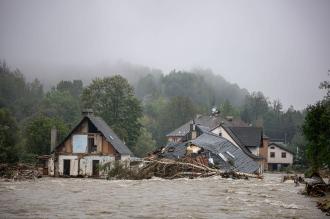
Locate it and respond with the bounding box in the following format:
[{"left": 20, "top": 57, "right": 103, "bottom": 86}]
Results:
[
  {"left": 282, "top": 174, "right": 305, "bottom": 186},
  {"left": 0, "top": 163, "right": 41, "bottom": 181},
  {"left": 317, "top": 199, "right": 330, "bottom": 216},
  {"left": 104, "top": 157, "right": 262, "bottom": 180},
  {"left": 304, "top": 173, "right": 330, "bottom": 197},
  {"left": 140, "top": 158, "right": 261, "bottom": 180}
]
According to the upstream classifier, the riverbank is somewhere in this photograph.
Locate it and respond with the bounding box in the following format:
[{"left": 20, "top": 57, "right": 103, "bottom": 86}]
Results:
[{"left": 0, "top": 173, "right": 327, "bottom": 218}]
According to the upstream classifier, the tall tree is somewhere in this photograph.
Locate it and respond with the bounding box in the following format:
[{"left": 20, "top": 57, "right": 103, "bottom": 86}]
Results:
[
  {"left": 56, "top": 80, "right": 83, "bottom": 98},
  {"left": 38, "top": 90, "right": 81, "bottom": 127},
  {"left": 132, "top": 127, "right": 157, "bottom": 157},
  {"left": 0, "top": 61, "right": 44, "bottom": 121},
  {"left": 303, "top": 76, "right": 330, "bottom": 171},
  {"left": 81, "top": 75, "right": 142, "bottom": 148},
  {"left": 162, "top": 71, "right": 214, "bottom": 108},
  {"left": 219, "top": 99, "right": 239, "bottom": 117},
  {"left": 24, "top": 115, "right": 69, "bottom": 155},
  {"left": 303, "top": 100, "right": 330, "bottom": 171},
  {"left": 158, "top": 96, "right": 197, "bottom": 144},
  {"left": 241, "top": 92, "right": 269, "bottom": 126},
  {"left": 0, "top": 108, "right": 19, "bottom": 163},
  {"left": 135, "top": 74, "right": 160, "bottom": 100}
]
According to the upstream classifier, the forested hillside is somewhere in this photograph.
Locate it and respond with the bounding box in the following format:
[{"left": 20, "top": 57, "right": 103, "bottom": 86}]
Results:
[{"left": 0, "top": 61, "right": 306, "bottom": 162}]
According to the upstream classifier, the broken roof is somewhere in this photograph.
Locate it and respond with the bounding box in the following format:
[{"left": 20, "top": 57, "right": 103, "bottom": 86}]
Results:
[
  {"left": 166, "top": 115, "right": 248, "bottom": 137},
  {"left": 223, "top": 126, "right": 263, "bottom": 148},
  {"left": 54, "top": 115, "right": 133, "bottom": 156},
  {"left": 162, "top": 132, "right": 260, "bottom": 174}
]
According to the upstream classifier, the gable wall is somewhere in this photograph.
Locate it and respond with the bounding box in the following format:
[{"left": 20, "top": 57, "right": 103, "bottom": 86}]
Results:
[
  {"left": 56, "top": 120, "right": 117, "bottom": 155},
  {"left": 212, "top": 126, "right": 240, "bottom": 149},
  {"left": 102, "top": 137, "right": 117, "bottom": 155},
  {"left": 268, "top": 144, "right": 293, "bottom": 164}
]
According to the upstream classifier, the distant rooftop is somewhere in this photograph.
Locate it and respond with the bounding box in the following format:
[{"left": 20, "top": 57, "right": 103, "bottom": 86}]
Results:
[{"left": 166, "top": 115, "right": 248, "bottom": 137}]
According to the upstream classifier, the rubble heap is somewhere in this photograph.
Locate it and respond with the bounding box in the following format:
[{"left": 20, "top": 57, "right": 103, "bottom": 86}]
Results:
[
  {"left": 105, "top": 157, "right": 262, "bottom": 180},
  {"left": 304, "top": 173, "right": 330, "bottom": 197},
  {"left": 140, "top": 157, "right": 261, "bottom": 180},
  {"left": 317, "top": 199, "right": 330, "bottom": 216},
  {"left": 0, "top": 163, "right": 41, "bottom": 181}
]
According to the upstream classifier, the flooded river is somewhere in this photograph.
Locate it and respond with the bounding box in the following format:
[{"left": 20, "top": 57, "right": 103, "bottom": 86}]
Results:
[{"left": 0, "top": 173, "right": 326, "bottom": 218}]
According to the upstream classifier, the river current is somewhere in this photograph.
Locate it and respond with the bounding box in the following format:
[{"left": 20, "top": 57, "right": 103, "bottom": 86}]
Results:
[{"left": 0, "top": 173, "right": 326, "bottom": 218}]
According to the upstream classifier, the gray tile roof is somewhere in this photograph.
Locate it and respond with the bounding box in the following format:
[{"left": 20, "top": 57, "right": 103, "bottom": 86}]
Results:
[
  {"left": 87, "top": 115, "right": 133, "bottom": 156},
  {"left": 166, "top": 115, "right": 247, "bottom": 137},
  {"left": 162, "top": 132, "right": 260, "bottom": 174},
  {"left": 224, "top": 126, "right": 262, "bottom": 147},
  {"left": 195, "top": 125, "right": 210, "bottom": 134}
]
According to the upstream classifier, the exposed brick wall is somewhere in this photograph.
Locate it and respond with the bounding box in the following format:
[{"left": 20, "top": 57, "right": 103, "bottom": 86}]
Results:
[{"left": 259, "top": 137, "right": 269, "bottom": 170}]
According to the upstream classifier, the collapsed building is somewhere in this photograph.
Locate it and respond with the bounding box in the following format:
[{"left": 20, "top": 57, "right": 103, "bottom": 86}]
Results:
[
  {"left": 40, "top": 109, "right": 133, "bottom": 177},
  {"left": 155, "top": 123, "right": 260, "bottom": 174},
  {"left": 166, "top": 112, "right": 268, "bottom": 173}
]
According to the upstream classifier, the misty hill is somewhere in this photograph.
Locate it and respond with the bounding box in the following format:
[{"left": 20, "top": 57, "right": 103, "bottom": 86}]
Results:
[
  {"left": 16, "top": 60, "right": 249, "bottom": 108},
  {"left": 19, "top": 61, "right": 163, "bottom": 91},
  {"left": 135, "top": 69, "right": 249, "bottom": 109},
  {"left": 0, "top": 60, "right": 306, "bottom": 157}
]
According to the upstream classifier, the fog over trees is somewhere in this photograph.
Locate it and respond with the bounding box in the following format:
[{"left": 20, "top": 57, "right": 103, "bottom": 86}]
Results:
[{"left": 0, "top": 60, "right": 312, "bottom": 160}]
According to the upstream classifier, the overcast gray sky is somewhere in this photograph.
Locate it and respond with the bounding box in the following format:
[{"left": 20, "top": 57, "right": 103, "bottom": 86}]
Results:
[{"left": 0, "top": 0, "right": 329, "bottom": 109}]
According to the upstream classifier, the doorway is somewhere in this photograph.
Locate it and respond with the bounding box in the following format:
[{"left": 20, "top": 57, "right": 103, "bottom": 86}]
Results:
[
  {"left": 92, "top": 160, "right": 99, "bottom": 177},
  {"left": 63, "top": 159, "right": 71, "bottom": 176}
]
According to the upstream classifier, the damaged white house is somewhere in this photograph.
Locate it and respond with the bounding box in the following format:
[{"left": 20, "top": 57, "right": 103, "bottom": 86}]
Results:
[
  {"left": 166, "top": 113, "right": 268, "bottom": 173},
  {"left": 43, "top": 109, "right": 133, "bottom": 177}
]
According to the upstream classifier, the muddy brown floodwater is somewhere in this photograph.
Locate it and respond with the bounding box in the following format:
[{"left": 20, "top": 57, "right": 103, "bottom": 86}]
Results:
[{"left": 0, "top": 173, "right": 327, "bottom": 218}]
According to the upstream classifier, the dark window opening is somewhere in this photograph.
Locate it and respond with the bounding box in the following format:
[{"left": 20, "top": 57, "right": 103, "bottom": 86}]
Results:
[
  {"left": 88, "top": 137, "right": 97, "bottom": 152},
  {"left": 63, "top": 159, "right": 70, "bottom": 176},
  {"left": 87, "top": 120, "right": 98, "bottom": 133},
  {"left": 270, "top": 146, "right": 275, "bottom": 149},
  {"left": 115, "top": 154, "right": 121, "bottom": 161},
  {"left": 270, "top": 152, "right": 275, "bottom": 158},
  {"left": 281, "top": 152, "right": 286, "bottom": 158},
  {"left": 92, "top": 160, "right": 99, "bottom": 177}
]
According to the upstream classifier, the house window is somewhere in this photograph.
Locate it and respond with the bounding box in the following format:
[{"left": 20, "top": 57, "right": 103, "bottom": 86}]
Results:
[
  {"left": 72, "top": 134, "right": 88, "bottom": 153},
  {"left": 270, "top": 146, "right": 275, "bottom": 149},
  {"left": 282, "top": 152, "right": 286, "bottom": 158},
  {"left": 270, "top": 152, "right": 275, "bottom": 158},
  {"left": 88, "top": 137, "right": 97, "bottom": 152}
]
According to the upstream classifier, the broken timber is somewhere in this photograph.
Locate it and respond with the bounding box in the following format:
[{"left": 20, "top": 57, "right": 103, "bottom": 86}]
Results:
[{"left": 135, "top": 158, "right": 262, "bottom": 180}]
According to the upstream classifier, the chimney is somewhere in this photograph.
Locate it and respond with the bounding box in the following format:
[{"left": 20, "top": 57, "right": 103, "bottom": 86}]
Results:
[
  {"left": 50, "top": 127, "right": 57, "bottom": 153},
  {"left": 189, "top": 120, "right": 197, "bottom": 140},
  {"left": 82, "top": 108, "right": 94, "bottom": 116}
]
